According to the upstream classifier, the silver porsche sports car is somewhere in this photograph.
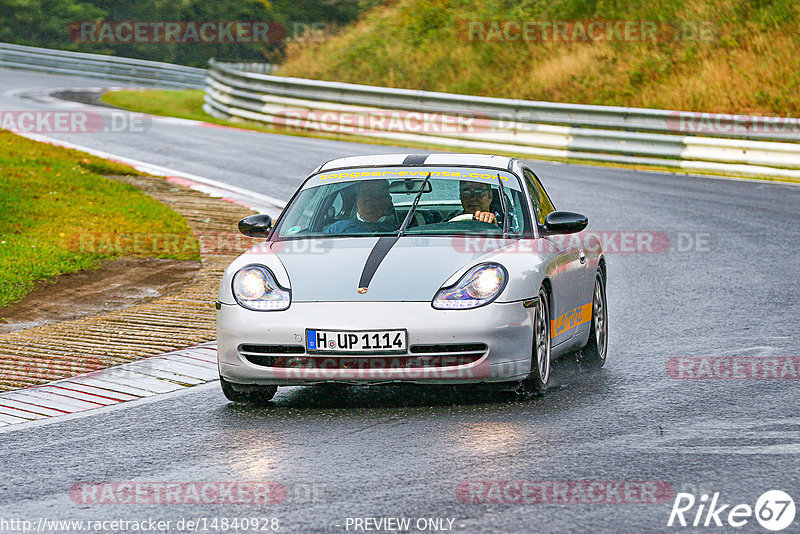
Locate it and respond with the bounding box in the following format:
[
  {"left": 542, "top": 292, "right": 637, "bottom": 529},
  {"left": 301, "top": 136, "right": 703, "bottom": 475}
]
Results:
[{"left": 216, "top": 153, "right": 607, "bottom": 403}]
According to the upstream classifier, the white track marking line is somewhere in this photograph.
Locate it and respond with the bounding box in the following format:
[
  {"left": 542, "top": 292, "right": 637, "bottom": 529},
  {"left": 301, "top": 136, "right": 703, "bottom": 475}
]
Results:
[{"left": 13, "top": 131, "right": 286, "bottom": 217}]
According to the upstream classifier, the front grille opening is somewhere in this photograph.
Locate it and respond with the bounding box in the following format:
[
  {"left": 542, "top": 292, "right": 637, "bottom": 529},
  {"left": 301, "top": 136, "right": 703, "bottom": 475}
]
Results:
[
  {"left": 410, "top": 343, "right": 487, "bottom": 354},
  {"left": 239, "top": 344, "right": 305, "bottom": 354},
  {"left": 242, "top": 354, "right": 483, "bottom": 369}
]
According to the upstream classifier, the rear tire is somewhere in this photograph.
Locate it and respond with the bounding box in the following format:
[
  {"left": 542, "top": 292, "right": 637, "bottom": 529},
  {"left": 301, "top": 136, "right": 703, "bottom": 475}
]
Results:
[
  {"left": 219, "top": 375, "right": 278, "bottom": 404},
  {"left": 522, "top": 286, "right": 551, "bottom": 396},
  {"left": 580, "top": 272, "right": 608, "bottom": 368}
]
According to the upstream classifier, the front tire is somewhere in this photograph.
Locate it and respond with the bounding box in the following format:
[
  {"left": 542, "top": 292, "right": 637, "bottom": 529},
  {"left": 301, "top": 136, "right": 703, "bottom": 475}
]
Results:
[
  {"left": 580, "top": 272, "right": 608, "bottom": 368},
  {"left": 220, "top": 375, "right": 278, "bottom": 404},
  {"left": 522, "top": 286, "right": 551, "bottom": 396}
]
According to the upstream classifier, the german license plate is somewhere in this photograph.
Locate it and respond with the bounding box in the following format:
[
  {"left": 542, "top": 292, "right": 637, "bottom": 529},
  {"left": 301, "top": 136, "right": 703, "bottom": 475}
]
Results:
[{"left": 306, "top": 329, "right": 407, "bottom": 353}]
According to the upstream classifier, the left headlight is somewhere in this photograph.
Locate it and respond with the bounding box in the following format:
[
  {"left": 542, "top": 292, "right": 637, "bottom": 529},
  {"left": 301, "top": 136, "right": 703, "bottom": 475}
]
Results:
[
  {"left": 232, "top": 265, "right": 290, "bottom": 311},
  {"left": 432, "top": 263, "right": 507, "bottom": 310}
]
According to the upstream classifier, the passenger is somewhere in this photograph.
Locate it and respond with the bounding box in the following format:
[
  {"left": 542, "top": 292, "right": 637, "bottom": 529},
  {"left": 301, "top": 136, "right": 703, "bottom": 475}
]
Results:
[{"left": 324, "top": 180, "right": 397, "bottom": 234}]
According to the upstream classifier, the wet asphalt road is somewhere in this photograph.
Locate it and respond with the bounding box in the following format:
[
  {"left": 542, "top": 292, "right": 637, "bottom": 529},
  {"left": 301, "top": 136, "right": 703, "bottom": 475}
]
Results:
[{"left": 1, "top": 68, "right": 800, "bottom": 533}]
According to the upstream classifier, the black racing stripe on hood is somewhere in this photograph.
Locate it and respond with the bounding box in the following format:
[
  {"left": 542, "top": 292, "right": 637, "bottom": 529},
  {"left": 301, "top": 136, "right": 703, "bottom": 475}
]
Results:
[
  {"left": 358, "top": 236, "right": 400, "bottom": 291},
  {"left": 402, "top": 154, "right": 429, "bottom": 165}
]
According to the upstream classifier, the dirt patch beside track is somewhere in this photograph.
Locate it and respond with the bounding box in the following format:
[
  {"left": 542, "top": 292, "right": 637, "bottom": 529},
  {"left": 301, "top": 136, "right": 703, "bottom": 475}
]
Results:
[
  {"left": 0, "top": 258, "right": 201, "bottom": 335},
  {"left": 0, "top": 174, "right": 258, "bottom": 391}
]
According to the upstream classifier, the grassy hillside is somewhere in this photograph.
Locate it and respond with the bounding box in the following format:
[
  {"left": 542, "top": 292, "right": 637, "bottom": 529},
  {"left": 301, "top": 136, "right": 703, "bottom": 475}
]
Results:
[{"left": 278, "top": 0, "right": 800, "bottom": 116}]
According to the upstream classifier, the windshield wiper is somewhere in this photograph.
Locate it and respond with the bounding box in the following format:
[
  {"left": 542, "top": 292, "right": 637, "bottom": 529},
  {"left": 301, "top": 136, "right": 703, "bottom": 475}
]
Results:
[
  {"left": 397, "top": 172, "right": 431, "bottom": 237},
  {"left": 496, "top": 174, "right": 509, "bottom": 238}
]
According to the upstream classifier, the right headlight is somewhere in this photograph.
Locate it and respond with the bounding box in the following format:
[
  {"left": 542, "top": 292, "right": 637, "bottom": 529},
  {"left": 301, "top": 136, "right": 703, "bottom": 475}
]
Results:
[
  {"left": 432, "top": 263, "right": 507, "bottom": 310},
  {"left": 232, "top": 265, "right": 290, "bottom": 311}
]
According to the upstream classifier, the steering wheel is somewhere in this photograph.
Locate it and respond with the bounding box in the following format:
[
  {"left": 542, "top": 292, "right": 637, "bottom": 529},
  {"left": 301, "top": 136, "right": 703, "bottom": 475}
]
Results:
[{"left": 449, "top": 213, "right": 476, "bottom": 222}]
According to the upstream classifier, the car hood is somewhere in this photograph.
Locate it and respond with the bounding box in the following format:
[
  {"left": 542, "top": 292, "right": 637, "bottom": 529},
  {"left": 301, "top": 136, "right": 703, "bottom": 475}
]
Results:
[{"left": 271, "top": 236, "right": 510, "bottom": 302}]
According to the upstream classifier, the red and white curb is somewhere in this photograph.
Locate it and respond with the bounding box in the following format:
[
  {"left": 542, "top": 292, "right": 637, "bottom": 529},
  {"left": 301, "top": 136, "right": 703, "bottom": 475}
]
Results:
[{"left": 0, "top": 342, "right": 220, "bottom": 427}]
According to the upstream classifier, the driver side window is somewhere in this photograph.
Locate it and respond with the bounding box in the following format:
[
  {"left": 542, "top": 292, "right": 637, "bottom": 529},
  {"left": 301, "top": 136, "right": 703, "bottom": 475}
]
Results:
[
  {"left": 330, "top": 190, "right": 345, "bottom": 217},
  {"left": 314, "top": 184, "right": 354, "bottom": 232}
]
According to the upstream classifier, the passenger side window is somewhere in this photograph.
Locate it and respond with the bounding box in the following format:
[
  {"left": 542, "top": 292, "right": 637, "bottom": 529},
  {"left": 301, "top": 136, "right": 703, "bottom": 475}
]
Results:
[
  {"left": 534, "top": 176, "right": 555, "bottom": 224},
  {"left": 523, "top": 169, "right": 544, "bottom": 225}
]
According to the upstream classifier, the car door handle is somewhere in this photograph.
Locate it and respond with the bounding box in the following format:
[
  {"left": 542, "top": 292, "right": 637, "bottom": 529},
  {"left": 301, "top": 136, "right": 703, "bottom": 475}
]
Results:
[{"left": 579, "top": 251, "right": 586, "bottom": 264}]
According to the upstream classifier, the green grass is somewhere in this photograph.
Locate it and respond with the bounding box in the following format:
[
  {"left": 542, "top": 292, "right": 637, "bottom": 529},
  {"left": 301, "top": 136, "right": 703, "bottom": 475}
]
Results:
[
  {"left": 102, "top": 89, "right": 212, "bottom": 123},
  {"left": 103, "top": 89, "right": 311, "bottom": 133},
  {"left": 0, "top": 130, "right": 199, "bottom": 309}
]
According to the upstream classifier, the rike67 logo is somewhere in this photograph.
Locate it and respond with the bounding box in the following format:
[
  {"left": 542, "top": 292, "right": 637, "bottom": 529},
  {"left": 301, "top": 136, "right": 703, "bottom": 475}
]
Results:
[{"left": 668, "top": 490, "right": 796, "bottom": 531}]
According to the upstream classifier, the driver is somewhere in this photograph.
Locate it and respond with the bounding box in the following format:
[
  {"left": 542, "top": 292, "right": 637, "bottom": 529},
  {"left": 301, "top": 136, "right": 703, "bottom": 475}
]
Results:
[
  {"left": 450, "top": 180, "right": 497, "bottom": 224},
  {"left": 324, "top": 180, "right": 397, "bottom": 234}
]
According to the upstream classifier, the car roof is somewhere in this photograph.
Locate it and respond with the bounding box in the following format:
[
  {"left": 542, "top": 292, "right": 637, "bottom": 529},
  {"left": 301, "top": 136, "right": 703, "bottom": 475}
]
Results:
[{"left": 316, "top": 153, "right": 517, "bottom": 173}]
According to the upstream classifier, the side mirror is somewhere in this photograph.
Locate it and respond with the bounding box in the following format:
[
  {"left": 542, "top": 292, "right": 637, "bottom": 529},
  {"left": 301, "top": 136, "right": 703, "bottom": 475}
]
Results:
[
  {"left": 543, "top": 211, "right": 588, "bottom": 235},
  {"left": 238, "top": 214, "right": 273, "bottom": 237}
]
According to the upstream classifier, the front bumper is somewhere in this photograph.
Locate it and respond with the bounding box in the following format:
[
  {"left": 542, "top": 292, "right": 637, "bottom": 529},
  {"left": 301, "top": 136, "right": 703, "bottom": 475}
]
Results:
[{"left": 217, "top": 301, "right": 533, "bottom": 385}]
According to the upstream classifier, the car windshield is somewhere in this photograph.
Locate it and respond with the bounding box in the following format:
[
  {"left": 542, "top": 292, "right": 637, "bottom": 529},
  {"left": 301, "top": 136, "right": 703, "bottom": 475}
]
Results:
[{"left": 273, "top": 166, "right": 529, "bottom": 239}]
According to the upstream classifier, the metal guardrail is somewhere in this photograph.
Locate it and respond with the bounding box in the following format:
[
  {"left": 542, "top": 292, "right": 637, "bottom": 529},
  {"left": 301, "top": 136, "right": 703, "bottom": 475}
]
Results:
[
  {"left": 2, "top": 44, "right": 795, "bottom": 178},
  {"left": 0, "top": 42, "right": 206, "bottom": 88},
  {"left": 216, "top": 62, "right": 275, "bottom": 75},
  {"left": 205, "top": 59, "right": 800, "bottom": 179}
]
